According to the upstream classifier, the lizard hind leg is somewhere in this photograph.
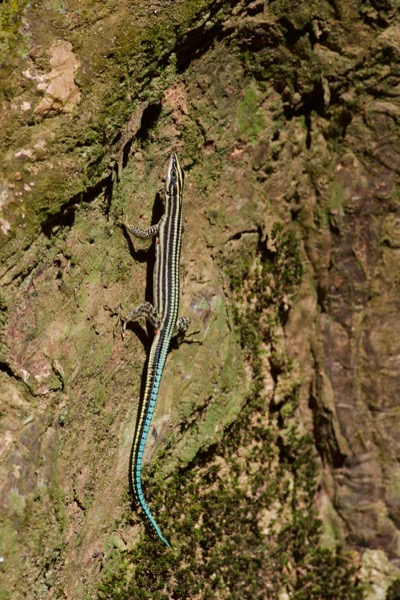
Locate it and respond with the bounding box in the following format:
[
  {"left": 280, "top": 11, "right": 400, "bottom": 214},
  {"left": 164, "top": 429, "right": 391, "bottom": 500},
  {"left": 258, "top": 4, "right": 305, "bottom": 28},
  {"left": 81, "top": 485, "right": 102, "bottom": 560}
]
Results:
[
  {"left": 122, "top": 301, "right": 161, "bottom": 332},
  {"left": 171, "top": 317, "right": 191, "bottom": 348},
  {"left": 123, "top": 222, "right": 160, "bottom": 240},
  {"left": 172, "top": 317, "right": 204, "bottom": 348}
]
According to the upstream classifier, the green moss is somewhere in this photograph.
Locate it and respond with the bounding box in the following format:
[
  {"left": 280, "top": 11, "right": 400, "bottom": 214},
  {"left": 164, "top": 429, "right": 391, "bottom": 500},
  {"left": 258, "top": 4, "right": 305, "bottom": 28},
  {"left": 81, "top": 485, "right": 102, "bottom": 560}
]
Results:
[
  {"left": 0, "top": 0, "right": 30, "bottom": 68},
  {"left": 229, "top": 222, "right": 303, "bottom": 363},
  {"left": 314, "top": 203, "right": 330, "bottom": 230},
  {"left": 0, "top": 521, "right": 21, "bottom": 600},
  {"left": 89, "top": 387, "right": 108, "bottom": 415},
  {"left": 225, "top": 235, "right": 257, "bottom": 293},
  {"left": 181, "top": 119, "right": 204, "bottom": 165},
  {"left": 237, "top": 83, "right": 266, "bottom": 145},
  {"left": 6, "top": 489, "right": 26, "bottom": 516},
  {"left": 328, "top": 181, "right": 345, "bottom": 210},
  {"left": 97, "top": 401, "right": 360, "bottom": 598},
  {"left": 48, "top": 483, "right": 67, "bottom": 532}
]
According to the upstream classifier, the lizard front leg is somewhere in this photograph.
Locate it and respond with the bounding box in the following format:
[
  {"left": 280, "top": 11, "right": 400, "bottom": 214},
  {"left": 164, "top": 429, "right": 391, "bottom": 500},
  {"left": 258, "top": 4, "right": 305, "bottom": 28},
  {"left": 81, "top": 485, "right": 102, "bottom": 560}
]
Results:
[
  {"left": 122, "top": 301, "right": 161, "bottom": 333},
  {"left": 122, "top": 221, "right": 160, "bottom": 240}
]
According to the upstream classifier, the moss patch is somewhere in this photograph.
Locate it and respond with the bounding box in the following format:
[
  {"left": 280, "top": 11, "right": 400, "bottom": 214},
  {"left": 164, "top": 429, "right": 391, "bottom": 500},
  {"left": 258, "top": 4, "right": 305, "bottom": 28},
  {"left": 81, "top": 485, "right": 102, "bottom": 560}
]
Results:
[{"left": 237, "top": 82, "right": 266, "bottom": 145}]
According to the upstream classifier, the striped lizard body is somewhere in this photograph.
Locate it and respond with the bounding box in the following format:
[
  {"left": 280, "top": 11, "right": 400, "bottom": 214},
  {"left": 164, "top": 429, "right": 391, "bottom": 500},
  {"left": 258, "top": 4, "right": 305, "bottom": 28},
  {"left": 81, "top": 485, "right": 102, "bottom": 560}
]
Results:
[{"left": 122, "top": 153, "right": 189, "bottom": 547}]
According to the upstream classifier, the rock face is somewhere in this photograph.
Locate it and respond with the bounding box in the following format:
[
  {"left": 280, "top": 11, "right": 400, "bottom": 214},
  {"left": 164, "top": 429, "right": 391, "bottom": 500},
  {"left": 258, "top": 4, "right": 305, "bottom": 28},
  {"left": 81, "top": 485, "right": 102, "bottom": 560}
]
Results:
[
  {"left": 1, "top": 1, "right": 400, "bottom": 598},
  {"left": 33, "top": 40, "right": 81, "bottom": 115},
  {"left": 298, "top": 26, "right": 400, "bottom": 561},
  {"left": 318, "top": 146, "right": 400, "bottom": 557}
]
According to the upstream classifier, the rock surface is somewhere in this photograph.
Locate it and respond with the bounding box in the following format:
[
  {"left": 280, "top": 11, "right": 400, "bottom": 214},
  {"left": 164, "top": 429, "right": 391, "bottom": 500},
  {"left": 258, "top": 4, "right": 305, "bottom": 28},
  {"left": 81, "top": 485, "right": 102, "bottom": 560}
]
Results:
[{"left": 1, "top": 1, "right": 400, "bottom": 598}]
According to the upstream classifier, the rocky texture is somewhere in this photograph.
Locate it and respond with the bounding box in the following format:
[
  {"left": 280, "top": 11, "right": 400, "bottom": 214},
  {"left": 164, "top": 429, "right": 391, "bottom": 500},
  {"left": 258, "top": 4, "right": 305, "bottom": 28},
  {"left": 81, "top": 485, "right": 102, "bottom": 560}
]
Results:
[
  {"left": 33, "top": 39, "right": 81, "bottom": 115},
  {"left": 1, "top": 0, "right": 400, "bottom": 598}
]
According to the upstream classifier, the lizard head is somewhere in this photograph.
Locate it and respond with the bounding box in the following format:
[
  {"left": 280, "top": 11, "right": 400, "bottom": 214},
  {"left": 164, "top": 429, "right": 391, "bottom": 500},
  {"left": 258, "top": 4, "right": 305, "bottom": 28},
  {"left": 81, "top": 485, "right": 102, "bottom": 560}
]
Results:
[{"left": 166, "top": 153, "right": 184, "bottom": 198}]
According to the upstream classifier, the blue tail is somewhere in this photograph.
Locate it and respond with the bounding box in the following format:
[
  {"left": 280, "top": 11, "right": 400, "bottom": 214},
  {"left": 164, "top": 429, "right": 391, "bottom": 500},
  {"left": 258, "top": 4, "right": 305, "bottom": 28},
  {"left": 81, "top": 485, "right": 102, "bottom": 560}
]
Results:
[{"left": 133, "top": 472, "right": 170, "bottom": 547}]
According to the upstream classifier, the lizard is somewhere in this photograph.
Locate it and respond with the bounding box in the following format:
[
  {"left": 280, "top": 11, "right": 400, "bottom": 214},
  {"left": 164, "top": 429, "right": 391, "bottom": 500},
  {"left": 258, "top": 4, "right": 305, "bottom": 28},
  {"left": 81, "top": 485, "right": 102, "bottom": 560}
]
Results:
[{"left": 120, "top": 153, "right": 190, "bottom": 547}]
